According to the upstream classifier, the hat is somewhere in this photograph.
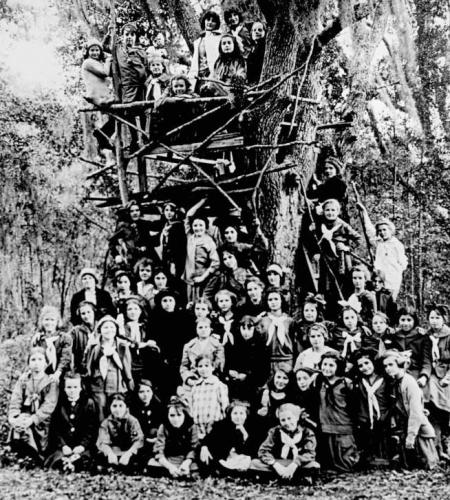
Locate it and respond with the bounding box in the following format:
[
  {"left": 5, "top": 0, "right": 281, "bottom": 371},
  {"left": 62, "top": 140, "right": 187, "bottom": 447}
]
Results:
[
  {"left": 154, "top": 288, "right": 179, "bottom": 308},
  {"left": 138, "top": 379, "right": 153, "bottom": 390},
  {"left": 294, "top": 365, "right": 317, "bottom": 376},
  {"left": 109, "top": 393, "right": 127, "bottom": 405},
  {"left": 125, "top": 294, "right": 146, "bottom": 308},
  {"left": 308, "top": 322, "right": 329, "bottom": 338},
  {"left": 375, "top": 217, "right": 395, "bottom": 234},
  {"left": 324, "top": 157, "right": 344, "bottom": 175},
  {"left": 114, "top": 269, "right": 131, "bottom": 282},
  {"left": 122, "top": 22, "right": 138, "bottom": 34},
  {"left": 86, "top": 38, "right": 102, "bottom": 51},
  {"left": 322, "top": 198, "right": 341, "bottom": 211},
  {"left": 96, "top": 315, "right": 120, "bottom": 334},
  {"left": 277, "top": 403, "right": 301, "bottom": 419},
  {"left": 80, "top": 267, "right": 98, "bottom": 283},
  {"left": 266, "top": 263, "right": 284, "bottom": 277}
]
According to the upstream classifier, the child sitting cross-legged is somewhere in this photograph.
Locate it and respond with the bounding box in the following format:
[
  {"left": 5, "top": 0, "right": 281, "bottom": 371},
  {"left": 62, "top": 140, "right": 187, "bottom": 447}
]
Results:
[
  {"left": 8, "top": 347, "right": 59, "bottom": 465},
  {"left": 199, "top": 400, "right": 264, "bottom": 474},
  {"left": 149, "top": 396, "right": 199, "bottom": 478},
  {"left": 46, "top": 372, "right": 98, "bottom": 472},
  {"left": 96, "top": 393, "right": 144, "bottom": 473},
  {"left": 251, "top": 403, "right": 320, "bottom": 483}
]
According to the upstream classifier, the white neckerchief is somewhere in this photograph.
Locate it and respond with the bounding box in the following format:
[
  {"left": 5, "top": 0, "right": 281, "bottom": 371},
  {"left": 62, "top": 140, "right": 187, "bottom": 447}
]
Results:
[
  {"left": 341, "top": 330, "right": 361, "bottom": 358},
  {"left": 236, "top": 424, "right": 248, "bottom": 442},
  {"left": 319, "top": 223, "right": 342, "bottom": 256},
  {"left": 280, "top": 429, "right": 303, "bottom": 459},
  {"left": 362, "top": 378, "right": 383, "bottom": 428},
  {"left": 99, "top": 344, "right": 123, "bottom": 380},
  {"left": 219, "top": 316, "right": 234, "bottom": 346},
  {"left": 42, "top": 335, "right": 59, "bottom": 371},
  {"left": 430, "top": 335, "right": 440, "bottom": 363},
  {"left": 147, "top": 78, "right": 162, "bottom": 100},
  {"left": 266, "top": 314, "right": 287, "bottom": 346}
]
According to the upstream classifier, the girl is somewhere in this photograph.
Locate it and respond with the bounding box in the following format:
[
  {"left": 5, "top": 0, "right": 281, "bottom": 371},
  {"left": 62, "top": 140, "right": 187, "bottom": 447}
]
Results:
[
  {"left": 112, "top": 269, "right": 136, "bottom": 316},
  {"left": 347, "top": 265, "right": 377, "bottom": 326},
  {"left": 292, "top": 367, "right": 317, "bottom": 425},
  {"left": 294, "top": 323, "right": 337, "bottom": 371},
  {"left": 46, "top": 373, "right": 97, "bottom": 471},
  {"left": 238, "top": 276, "right": 266, "bottom": 318},
  {"left": 253, "top": 403, "right": 320, "bottom": 483},
  {"left": 130, "top": 379, "right": 163, "bottom": 466},
  {"left": 122, "top": 296, "right": 160, "bottom": 385},
  {"left": 383, "top": 350, "right": 438, "bottom": 469},
  {"left": 149, "top": 289, "right": 189, "bottom": 399},
  {"left": 200, "top": 400, "right": 263, "bottom": 473},
  {"left": 31, "top": 305, "right": 72, "bottom": 382},
  {"left": 247, "top": 21, "right": 266, "bottom": 85},
  {"left": 97, "top": 393, "right": 144, "bottom": 472},
  {"left": 180, "top": 318, "right": 225, "bottom": 386},
  {"left": 293, "top": 293, "right": 327, "bottom": 353},
  {"left": 151, "top": 396, "right": 199, "bottom": 477},
  {"left": 8, "top": 347, "right": 59, "bottom": 464},
  {"left": 311, "top": 198, "right": 361, "bottom": 315},
  {"left": 186, "top": 296, "right": 213, "bottom": 340},
  {"left": 70, "top": 267, "right": 115, "bottom": 325},
  {"left": 83, "top": 316, "right": 134, "bottom": 420},
  {"left": 223, "top": 7, "right": 252, "bottom": 59},
  {"left": 204, "top": 245, "right": 251, "bottom": 303},
  {"left": 70, "top": 300, "right": 97, "bottom": 375},
  {"left": 211, "top": 289, "right": 238, "bottom": 348},
  {"left": 308, "top": 157, "right": 347, "bottom": 206},
  {"left": 331, "top": 304, "right": 372, "bottom": 369},
  {"left": 135, "top": 258, "right": 156, "bottom": 303},
  {"left": 183, "top": 198, "right": 220, "bottom": 303},
  {"left": 358, "top": 205, "right": 408, "bottom": 300},
  {"left": 212, "top": 35, "right": 246, "bottom": 92},
  {"left": 257, "top": 367, "right": 292, "bottom": 428},
  {"left": 188, "top": 355, "right": 229, "bottom": 439},
  {"left": 372, "top": 270, "right": 397, "bottom": 325},
  {"left": 145, "top": 56, "right": 170, "bottom": 101},
  {"left": 81, "top": 39, "right": 116, "bottom": 167},
  {"left": 311, "top": 352, "right": 359, "bottom": 473},
  {"left": 188, "top": 10, "right": 221, "bottom": 92},
  {"left": 225, "top": 315, "right": 270, "bottom": 402},
  {"left": 257, "top": 287, "right": 296, "bottom": 373},
  {"left": 370, "top": 311, "right": 393, "bottom": 353},
  {"left": 150, "top": 267, "right": 172, "bottom": 308},
  {"left": 265, "top": 263, "right": 291, "bottom": 312},
  {"left": 426, "top": 305, "right": 450, "bottom": 460},
  {"left": 382, "top": 305, "right": 432, "bottom": 387},
  {"left": 353, "top": 349, "right": 390, "bottom": 467},
  {"left": 150, "top": 202, "right": 186, "bottom": 278}
]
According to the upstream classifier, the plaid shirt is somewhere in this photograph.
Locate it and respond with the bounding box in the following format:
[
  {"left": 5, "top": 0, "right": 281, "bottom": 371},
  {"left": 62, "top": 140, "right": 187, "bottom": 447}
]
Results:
[
  {"left": 180, "top": 337, "right": 225, "bottom": 382},
  {"left": 189, "top": 375, "right": 229, "bottom": 438}
]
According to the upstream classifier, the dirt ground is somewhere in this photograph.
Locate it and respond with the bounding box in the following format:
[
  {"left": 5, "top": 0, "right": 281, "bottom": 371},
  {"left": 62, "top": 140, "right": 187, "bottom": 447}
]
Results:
[{"left": 0, "top": 466, "right": 449, "bottom": 500}]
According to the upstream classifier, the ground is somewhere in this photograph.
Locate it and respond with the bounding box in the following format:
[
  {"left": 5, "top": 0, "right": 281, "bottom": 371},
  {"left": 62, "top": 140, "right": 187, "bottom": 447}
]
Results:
[{"left": 0, "top": 466, "right": 449, "bottom": 499}]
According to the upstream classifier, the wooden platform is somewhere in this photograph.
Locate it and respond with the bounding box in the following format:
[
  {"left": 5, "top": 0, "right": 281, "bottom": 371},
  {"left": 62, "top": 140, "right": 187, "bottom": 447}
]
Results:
[{"left": 144, "top": 132, "right": 243, "bottom": 157}]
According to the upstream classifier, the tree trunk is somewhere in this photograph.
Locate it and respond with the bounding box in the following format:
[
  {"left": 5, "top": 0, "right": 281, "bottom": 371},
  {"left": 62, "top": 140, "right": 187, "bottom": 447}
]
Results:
[{"left": 164, "top": 0, "right": 200, "bottom": 51}]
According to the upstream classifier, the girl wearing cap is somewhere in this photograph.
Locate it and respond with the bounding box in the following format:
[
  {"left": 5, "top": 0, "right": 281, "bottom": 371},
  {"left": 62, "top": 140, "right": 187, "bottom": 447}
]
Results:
[
  {"left": 426, "top": 305, "right": 450, "bottom": 460},
  {"left": 294, "top": 323, "right": 337, "bottom": 371},
  {"left": 357, "top": 203, "right": 407, "bottom": 300},
  {"left": 353, "top": 349, "right": 390, "bottom": 467},
  {"left": 256, "top": 287, "right": 296, "bottom": 373},
  {"left": 96, "top": 393, "right": 144, "bottom": 472},
  {"left": 183, "top": 198, "right": 219, "bottom": 303},
  {"left": 382, "top": 350, "right": 438, "bottom": 469},
  {"left": 311, "top": 352, "right": 358, "bottom": 473},
  {"left": 83, "top": 316, "right": 134, "bottom": 420},
  {"left": 225, "top": 315, "right": 270, "bottom": 402},
  {"left": 122, "top": 295, "right": 160, "bottom": 385},
  {"left": 265, "top": 263, "right": 291, "bottom": 312},
  {"left": 31, "top": 306, "right": 73, "bottom": 383},
  {"left": 200, "top": 400, "right": 263, "bottom": 474},
  {"left": 8, "top": 347, "right": 59, "bottom": 465},
  {"left": 70, "top": 301, "right": 97, "bottom": 374},
  {"left": 149, "top": 288, "right": 190, "bottom": 398},
  {"left": 311, "top": 198, "right": 360, "bottom": 315},
  {"left": 70, "top": 268, "right": 115, "bottom": 325},
  {"left": 150, "top": 396, "right": 199, "bottom": 477},
  {"left": 81, "top": 39, "right": 116, "bottom": 168}
]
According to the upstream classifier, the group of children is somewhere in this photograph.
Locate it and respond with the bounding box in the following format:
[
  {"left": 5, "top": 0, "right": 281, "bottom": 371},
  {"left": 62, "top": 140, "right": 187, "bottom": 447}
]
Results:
[{"left": 82, "top": 6, "right": 267, "bottom": 160}]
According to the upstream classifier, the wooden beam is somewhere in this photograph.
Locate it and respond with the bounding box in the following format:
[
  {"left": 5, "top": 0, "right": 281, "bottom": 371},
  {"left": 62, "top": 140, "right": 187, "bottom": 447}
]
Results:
[
  {"left": 146, "top": 154, "right": 217, "bottom": 166},
  {"left": 114, "top": 121, "right": 129, "bottom": 205},
  {"left": 146, "top": 134, "right": 244, "bottom": 155}
]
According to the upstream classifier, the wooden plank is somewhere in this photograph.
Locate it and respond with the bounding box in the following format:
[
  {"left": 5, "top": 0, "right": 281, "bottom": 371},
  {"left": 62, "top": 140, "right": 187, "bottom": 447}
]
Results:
[
  {"left": 146, "top": 154, "right": 217, "bottom": 166},
  {"left": 146, "top": 134, "right": 244, "bottom": 155}
]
